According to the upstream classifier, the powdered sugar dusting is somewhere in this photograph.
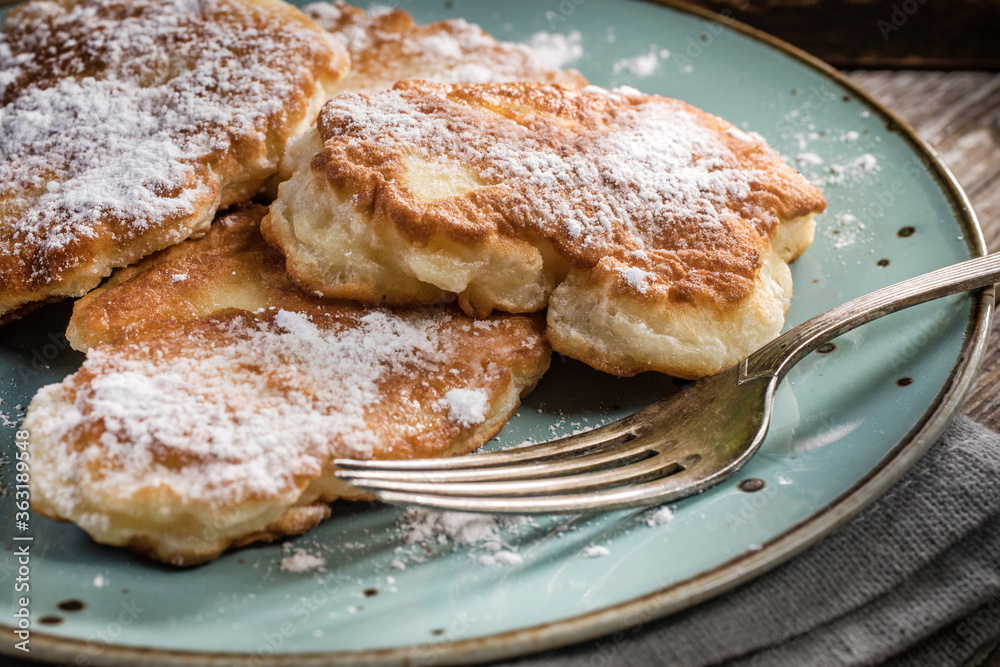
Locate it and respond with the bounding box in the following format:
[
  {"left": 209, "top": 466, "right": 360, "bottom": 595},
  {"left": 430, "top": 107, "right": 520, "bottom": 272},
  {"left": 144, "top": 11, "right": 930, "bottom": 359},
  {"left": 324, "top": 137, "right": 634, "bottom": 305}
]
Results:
[
  {"left": 827, "top": 153, "right": 879, "bottom": 185},
  {"left": 280, "top": 546, "right": 326, "bottom": 572},
  {"left": 827, "top": 212, "right": 867, "bottom": 250},
  {"left": 320, "top": 84, "right": 766, "bottom": 264},
  {"left": 404, "top": 509, "right": 501, "bottom": 546},
  {"left": 479, "top": 550, "right": 523, "bottom": 567},
  {"left": 1, "top": 0, "right": 335, "bottom": 285},
  {"left": 644, "top": 505, "right": 674, "bottom": 527},
  {"left": 399, "top": 507, "right": 532, "bottom": 567},
  {"left": 3, "top": 75, "right": 201, "bottom": 268},
  {"left": 796, "top": 152, "right": 824, "bottom": 166},
  {"left": 618, "top": 267, "right": 655, "bottom": 294},
  {"left": 726, "top": 127, "right": 763, "bottom": 144},
  {"left": 582, "top": 545, "right": 610, "bottom": 558},
  {"left": 612, "top": 47, "right": 670, "bottom": 78},
  {"left": 441, "top": 388, "right": 489, "bottom": 427},
  {"left": 524, "top": 30, "right": 584, "bottom": 70},
  {"left": 305, "top": 2, "right": 582, "bottom": 91},
  {"left": 33, "top": 307, "right": 475, "bottom": 511}
]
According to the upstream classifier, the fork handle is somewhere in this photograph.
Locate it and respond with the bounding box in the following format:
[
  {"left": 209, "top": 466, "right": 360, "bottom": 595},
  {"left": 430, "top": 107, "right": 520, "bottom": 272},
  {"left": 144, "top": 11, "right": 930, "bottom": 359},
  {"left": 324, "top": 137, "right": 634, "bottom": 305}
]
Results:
[{"left": 743, "top": 251, "right": 1000, "bottom": 381}]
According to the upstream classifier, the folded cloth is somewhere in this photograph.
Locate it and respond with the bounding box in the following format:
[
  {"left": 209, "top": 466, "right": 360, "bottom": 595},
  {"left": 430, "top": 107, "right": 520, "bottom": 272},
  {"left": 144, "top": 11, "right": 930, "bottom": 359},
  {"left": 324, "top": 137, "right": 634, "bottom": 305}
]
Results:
[{"left": 495, "top": 415, "right": 1000, "bottom": 667}]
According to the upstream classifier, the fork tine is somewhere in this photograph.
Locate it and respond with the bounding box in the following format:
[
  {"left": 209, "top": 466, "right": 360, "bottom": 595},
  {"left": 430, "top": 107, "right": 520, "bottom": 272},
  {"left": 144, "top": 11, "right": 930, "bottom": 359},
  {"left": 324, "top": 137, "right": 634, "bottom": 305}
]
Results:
[
  {"left": 334, "top": 413, "right": 645, "bottom": 472},
  {"left": 336, "top": 437, "right": 659, "bottom": 485},
  {"left": 366, "top": 458, "right": 727, "bottom": 515},
  {"left": 342, "top": 453, "right": 690, "bottom": 497}
]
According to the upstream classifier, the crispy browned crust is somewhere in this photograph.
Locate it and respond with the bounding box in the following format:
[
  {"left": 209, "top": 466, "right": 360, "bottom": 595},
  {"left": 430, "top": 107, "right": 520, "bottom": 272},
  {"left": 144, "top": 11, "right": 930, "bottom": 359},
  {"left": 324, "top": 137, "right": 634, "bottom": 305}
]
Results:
[
  {"left": 67, "top": 204, "right": 300, "bottom": 350},
  {"left": 0, "top": 0, "right": 350, "bottom": 322}
]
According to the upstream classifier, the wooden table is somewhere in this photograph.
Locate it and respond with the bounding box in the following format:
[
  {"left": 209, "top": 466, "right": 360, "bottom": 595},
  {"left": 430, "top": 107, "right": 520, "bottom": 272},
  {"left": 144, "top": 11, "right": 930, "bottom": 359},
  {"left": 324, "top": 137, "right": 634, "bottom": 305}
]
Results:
[{"left": 845, "top": 72, "right": 1000, "bottom": 430}]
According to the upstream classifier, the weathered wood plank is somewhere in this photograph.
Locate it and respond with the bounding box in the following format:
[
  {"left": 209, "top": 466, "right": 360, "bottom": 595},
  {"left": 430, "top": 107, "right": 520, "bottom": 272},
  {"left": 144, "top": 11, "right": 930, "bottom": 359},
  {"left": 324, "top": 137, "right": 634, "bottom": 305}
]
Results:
[{"left": 847, "top": 71, "right": 1000, "bottom": 428}]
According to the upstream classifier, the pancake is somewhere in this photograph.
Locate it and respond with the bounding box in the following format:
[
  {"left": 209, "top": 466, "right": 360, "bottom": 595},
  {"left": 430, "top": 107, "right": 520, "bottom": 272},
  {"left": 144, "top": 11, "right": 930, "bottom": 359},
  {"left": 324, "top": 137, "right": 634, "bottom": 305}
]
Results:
[
  {"left": 29, "top": 205, "right": 551, "bottom": 566},
  {"left": 262, "top": 81, "right": 827, "bottom": 379},
  {"left": 303, "top": 1, "right": 586, "bottom": 94},
  {"left": 0, "top": 0, "right": 350, "bottom": 322},
  {"left": 273, "top": 1, "right": 587, "bottom": 187}
]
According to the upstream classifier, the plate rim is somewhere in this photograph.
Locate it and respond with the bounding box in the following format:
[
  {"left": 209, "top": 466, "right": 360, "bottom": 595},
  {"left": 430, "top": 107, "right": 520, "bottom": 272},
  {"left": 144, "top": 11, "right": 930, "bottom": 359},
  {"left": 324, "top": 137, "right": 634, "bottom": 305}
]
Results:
[{"left": 2, "top": 0, "right": 992, "bottom": 665}]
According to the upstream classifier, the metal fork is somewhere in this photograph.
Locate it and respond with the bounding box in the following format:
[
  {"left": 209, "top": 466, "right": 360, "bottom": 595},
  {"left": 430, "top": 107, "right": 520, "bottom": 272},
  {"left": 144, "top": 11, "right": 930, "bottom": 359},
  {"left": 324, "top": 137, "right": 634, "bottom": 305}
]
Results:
[{"left": 335, "top": 252, "right": 1000, "bottom": 514}]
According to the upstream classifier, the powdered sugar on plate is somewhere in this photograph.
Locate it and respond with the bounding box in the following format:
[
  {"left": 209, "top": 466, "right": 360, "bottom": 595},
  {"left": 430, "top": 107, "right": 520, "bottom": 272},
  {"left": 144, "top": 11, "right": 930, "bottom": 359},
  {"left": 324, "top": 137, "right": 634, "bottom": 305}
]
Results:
[
  {"left": 280, "top": 545, "right": 327, "bottom": 573},
  {"left": 395, "top": 507, "right": 533, "bottom": 568},
  {"left": 644, "top": 505, "right": 675, "bottom": 527},
  {"left": 582, "top": 545, "right": 610, "bottom": 558},
  {"left": 479, "top": 550, "right": 524, "bottom": 567},
  {"left": 523, "top": 30, "right": 584, "bottom": 70},
  {"left": 611, "top": 47, "right": 671, "bottom": 78},
  {"left": 826, "top": 212, "right": 868, "bottom": 250},
  {"left": 826, "top": 153, "right": 880, "bottom": 186},
  {"left": 403, "top": 509, "right": 502, "bottom": 546}
]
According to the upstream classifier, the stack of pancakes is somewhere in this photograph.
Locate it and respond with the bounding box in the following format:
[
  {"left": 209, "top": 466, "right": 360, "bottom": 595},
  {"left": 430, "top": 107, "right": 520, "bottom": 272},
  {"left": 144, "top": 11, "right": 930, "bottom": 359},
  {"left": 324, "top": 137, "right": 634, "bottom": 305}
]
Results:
[{"left": 4, "top": 0, "right": 825, "bottom": 565}]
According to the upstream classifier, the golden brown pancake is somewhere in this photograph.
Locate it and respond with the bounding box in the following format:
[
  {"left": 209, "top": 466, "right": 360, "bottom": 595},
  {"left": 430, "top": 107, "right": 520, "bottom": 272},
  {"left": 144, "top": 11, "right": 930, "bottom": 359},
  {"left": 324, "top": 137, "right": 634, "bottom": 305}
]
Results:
[
  {"left": 0, "top": 0, "right": 350, "bottom": 322},
  {"left": 263, "top": 81, "right": 827, "bottom": 378},
  {"left": 273, "top": 1, "right": 587, "bottom": 187},
  {"left": 304, "top": 1, "right": 587, "bottom": 94},
  {"left": 29, "top": 206, "right": 551, "bottom": 566}
]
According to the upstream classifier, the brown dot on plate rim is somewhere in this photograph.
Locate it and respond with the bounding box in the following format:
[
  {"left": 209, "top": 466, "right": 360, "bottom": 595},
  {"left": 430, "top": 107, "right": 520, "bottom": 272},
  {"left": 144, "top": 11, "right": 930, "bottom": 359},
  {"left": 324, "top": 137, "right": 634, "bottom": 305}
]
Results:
[
  {"left": 897, "top": 377, "right": 913, "bottom": 387},
  {"left": 877, "top": 259, "right": 890, "bottom": 267},
  {"left": 57, "top": 599, "right": 86, "bottom": 612},
  {"left": 431, "top": 628, "right": 446, "bottom": 636},
  {"left": 738, "top": 478, "right": 766, "bottom": 493},
  {"left": 39, "top": 615, "right": 63, "bottom": 625},
  {"left": 363, "top": 588, "right": 378, "bottom": 597},
  {"left": 898, "top": 226, "right": 915, "bottom": 237},
  {"left": 817, "top": 343, "right": 836, "bottom": 354}
]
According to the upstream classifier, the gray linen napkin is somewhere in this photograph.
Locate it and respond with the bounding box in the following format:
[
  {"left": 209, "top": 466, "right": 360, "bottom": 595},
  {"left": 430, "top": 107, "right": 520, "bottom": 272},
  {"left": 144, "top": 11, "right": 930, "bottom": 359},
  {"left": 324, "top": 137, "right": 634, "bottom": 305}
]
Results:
[{"left": 495, "top": 415, "right": 1000, "bottom": 667}]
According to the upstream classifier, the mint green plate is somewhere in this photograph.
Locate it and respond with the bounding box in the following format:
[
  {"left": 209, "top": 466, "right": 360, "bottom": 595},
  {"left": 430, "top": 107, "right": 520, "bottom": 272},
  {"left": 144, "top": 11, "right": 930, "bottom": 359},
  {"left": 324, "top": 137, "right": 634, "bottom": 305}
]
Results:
[{"left": 0, "top": 1, "right": 990, "bottom": 665}]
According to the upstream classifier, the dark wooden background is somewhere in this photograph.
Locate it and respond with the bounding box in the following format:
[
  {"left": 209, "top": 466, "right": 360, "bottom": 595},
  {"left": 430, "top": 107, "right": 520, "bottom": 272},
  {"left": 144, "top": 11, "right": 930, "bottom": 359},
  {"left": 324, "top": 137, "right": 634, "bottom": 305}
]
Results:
[{"left": 686, "top": 0, "right": 1000, "bottom": 69}]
